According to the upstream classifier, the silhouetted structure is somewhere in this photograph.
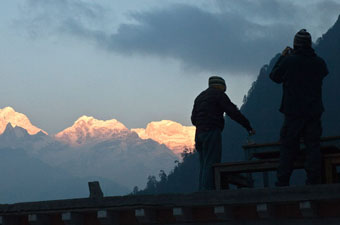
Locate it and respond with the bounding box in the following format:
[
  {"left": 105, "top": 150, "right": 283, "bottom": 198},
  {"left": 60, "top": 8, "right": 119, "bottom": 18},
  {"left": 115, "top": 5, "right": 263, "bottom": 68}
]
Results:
[
  {"left": 88, "top": 181, "right": 104, "bottom": 199},
  {"left": 2, "top": 184, "right": 340, "bottom": 224}
]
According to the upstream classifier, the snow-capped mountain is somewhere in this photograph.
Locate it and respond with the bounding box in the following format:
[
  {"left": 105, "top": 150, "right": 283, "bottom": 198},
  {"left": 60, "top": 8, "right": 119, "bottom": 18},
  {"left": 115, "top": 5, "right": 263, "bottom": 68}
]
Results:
[
  {"left": 0, "top": 107, "right": 179, "bottom": 192},
  {"left": 0, "top": 106, "right": 47, "bottom": 135},
  {"left": 55, "top": 116, "right": 196, "bottom": 156},
  {"left": 51, "top": 115, "right": 178, "bottom": 187},
  {"left": 132, "top": 120, "right": 195, "bottom": 156},
  {"left": 55, "top": 116, "right": 129, "bottom": 146},
  {"left": 0, "top": 123, "right": 50, "bottom": 150},
  {"left": 0, "top": 107, "right": 52, "bottom": 151}
]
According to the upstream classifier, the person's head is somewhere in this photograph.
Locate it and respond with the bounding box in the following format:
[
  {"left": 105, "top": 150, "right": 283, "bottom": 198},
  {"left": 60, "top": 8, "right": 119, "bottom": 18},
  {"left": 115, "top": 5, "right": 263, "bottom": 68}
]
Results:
[
  {"left": 294, "top": 29, "right": 312, "bottom": 50},
  {"left": 209, "top": 76, "right": 226, "bottom": 92}
]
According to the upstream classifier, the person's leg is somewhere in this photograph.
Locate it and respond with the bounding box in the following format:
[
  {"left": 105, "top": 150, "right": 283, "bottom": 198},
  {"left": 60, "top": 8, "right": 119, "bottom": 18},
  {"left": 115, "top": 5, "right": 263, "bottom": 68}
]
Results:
[
  {"left": 200, "top": 129, "right": 222, "bottom": 190},
  {"left": 276, "top": 116, "right": 303, "bottom": 186},
  {"left": 303, "top": 115, "right": 322, "bottom": 185},
  {"left": 195, "top": 131, "right": 205, "bottom": 191}
]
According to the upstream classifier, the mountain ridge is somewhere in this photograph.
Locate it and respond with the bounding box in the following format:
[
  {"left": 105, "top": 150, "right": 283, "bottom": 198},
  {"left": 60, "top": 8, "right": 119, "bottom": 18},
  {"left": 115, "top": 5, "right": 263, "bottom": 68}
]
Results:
[
  {"left": 0, "top": 107, "right": 195, "bottom": 155},
  {"left": 0, "top": 107, "right": 181, "bottom": 190},
  {"left": 0, "top": 106, "right": 47, "bottom": 135},
  {"left": 55, "top": 115, "right": 129, "bottom": 146}
]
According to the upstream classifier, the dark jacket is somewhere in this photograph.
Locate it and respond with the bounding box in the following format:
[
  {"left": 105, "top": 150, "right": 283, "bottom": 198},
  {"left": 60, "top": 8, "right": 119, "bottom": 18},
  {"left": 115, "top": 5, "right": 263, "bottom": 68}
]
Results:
[
  {"left": 191, "top": 87, "right": 252, "bottom": 133},
  {"left": 270, "top": 48, "right": 328, "bottom": 116}
]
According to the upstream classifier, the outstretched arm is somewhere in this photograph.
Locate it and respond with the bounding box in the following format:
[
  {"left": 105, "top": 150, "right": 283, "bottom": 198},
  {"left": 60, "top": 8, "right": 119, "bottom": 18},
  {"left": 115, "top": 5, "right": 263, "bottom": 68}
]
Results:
[{"left": 220, "top": 94, "right": 253, "bottom": 132}]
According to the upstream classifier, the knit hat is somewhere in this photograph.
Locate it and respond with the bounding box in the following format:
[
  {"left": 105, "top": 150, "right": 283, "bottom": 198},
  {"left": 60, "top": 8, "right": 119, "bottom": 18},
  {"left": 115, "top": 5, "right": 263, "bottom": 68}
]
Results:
[
  {"left": 209, "top": 76, "right": 226, "bottom": 87},
  {"left": 294, "top": 29, "right": 312, "bottom": 48}
]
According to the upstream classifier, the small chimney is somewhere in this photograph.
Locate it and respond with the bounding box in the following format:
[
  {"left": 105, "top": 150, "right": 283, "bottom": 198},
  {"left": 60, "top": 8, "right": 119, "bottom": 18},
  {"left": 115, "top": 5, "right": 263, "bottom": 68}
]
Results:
[{"left": 88, "top": 181, "right": 104, "bottom": 199}]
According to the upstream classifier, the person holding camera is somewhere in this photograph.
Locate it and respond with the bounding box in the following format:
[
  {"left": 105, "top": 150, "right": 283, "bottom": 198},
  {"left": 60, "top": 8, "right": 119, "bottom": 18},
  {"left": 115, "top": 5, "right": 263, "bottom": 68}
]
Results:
[{"left": 270, "top": 29, "right": 329, "bottom": 186}]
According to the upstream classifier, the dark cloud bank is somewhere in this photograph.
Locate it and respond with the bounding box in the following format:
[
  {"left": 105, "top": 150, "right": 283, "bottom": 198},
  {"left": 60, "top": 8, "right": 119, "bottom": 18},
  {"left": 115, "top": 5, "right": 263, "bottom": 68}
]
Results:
[
  {"left": 108, "top": 4, "right": 294, "bottom": 74},
  {"left": 21, "top": 0, "right": 340, "bottom": 75}
]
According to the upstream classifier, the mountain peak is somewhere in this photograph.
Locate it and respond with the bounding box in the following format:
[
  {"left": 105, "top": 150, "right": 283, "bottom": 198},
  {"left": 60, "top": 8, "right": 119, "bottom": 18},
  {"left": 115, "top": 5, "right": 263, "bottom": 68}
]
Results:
[
  {"left": 55, "top": 116, "right": 128, "bottom": 146},
  {"left": 2, "top": 122, "right": 30, "bottom": 138},
  {"left": 72, "top": 115, "right": 127, "bottom": 130},
  {"left": 0, "top": 106, "right": 47, "bottom": 135},
  {"left": 132, "top": 120, "right": 195, "bottom": 156},
  {"left": 5, "top": 122, "right": 14, "bottom": 131},
  {"left": 2, "top": 106, "right": 15, "bottom": 113},
  {"left": 331, "top": 14, "right": 340, "bottom": 29},
  {"left": 75, "top": 115, "right": 95, "bottom": 122}
]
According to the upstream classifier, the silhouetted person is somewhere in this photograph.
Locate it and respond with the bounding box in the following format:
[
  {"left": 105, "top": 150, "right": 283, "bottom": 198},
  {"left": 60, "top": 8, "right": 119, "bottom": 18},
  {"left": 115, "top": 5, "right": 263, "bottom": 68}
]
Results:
[
  {"left": 270, "top": 29, "right": 329, "bottom": 186},
  {"left": 191, "top": 76, "right": 255, "bottom": 190}
]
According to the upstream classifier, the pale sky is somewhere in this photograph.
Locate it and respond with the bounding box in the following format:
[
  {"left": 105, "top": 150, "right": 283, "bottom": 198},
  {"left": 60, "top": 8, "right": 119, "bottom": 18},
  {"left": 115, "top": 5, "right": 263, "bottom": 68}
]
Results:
[{"left": 1, "top": 0, "right": 339, "bottom": 134}]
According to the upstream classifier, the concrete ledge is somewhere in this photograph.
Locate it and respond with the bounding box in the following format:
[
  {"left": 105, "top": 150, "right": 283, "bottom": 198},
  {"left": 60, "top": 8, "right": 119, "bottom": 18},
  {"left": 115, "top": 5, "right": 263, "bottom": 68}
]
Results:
[
  {"left": 1, "top": 184, "right": 340, "bottom": 224},
  {"left": 2, "top": 184, "right": 340, "bottom": 215}
]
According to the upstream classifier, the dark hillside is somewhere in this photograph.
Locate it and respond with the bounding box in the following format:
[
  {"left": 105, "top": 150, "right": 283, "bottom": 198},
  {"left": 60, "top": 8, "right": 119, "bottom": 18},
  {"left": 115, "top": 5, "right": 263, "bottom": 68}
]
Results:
[
  {"left": 222, "top": 55, "right": 282, "bottom": 162},
  {"left": 316, "top": 15, "right": 340, "bottom": 136}
]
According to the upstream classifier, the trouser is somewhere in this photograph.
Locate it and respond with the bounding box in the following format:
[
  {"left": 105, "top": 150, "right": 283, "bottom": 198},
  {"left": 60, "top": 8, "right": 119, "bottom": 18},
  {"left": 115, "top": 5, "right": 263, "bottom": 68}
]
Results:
[
  {"left": 277, "top": 114, "right": 322, "bottom": 186},
  {"left": 195, "top": 129, "right": 222, "bottom": 190}
]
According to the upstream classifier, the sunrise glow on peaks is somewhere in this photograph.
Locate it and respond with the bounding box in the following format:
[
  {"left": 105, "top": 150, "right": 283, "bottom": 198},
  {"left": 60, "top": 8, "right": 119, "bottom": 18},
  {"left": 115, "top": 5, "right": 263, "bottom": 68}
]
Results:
[{"left": 0, "top": 106, "right": 48, "bottom": 135}]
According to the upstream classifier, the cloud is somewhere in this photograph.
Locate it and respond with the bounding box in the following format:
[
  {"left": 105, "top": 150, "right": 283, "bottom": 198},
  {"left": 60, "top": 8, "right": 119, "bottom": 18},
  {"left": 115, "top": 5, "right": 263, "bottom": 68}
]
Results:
[
  {"left": 18, "top": 0, "right": 340, "bottom": 75},
  {"left": 19, "top": 0, "right": 108, "bottom": 38},
  {"left": 213, "top": 0, "right": 298, "bottom": 23},
  {"left": 105, "top": 4, "right": 295, "bottom": 74},
  {"left": 308, "top": 1, "right": 340, "bottom": 32}
]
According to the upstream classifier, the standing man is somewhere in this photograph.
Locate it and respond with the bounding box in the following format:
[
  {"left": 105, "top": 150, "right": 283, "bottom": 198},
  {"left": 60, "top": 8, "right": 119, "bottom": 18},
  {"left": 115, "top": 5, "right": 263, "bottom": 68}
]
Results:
[
  {"left": 191, "top": 76, "right": 255, "bottom": 190},
  {"left": 270, "top": 29, "right": 329, "bottom": 186}
]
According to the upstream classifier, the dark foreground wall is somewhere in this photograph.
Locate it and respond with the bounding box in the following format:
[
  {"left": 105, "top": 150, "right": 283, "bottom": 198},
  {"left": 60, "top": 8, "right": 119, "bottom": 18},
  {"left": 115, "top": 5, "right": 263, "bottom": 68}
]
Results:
[{"left": 1, "top": 184, "right": 340, "bottom": 225}]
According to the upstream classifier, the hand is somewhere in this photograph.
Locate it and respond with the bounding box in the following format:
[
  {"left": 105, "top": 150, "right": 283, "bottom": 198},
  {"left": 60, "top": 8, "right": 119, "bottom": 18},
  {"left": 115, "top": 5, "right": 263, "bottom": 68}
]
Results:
[
  {"left": 282, "top": 46, "right": 293, "bottom": 56},
  {"left": 248, "top": 129, "right": 256, "bottom": 136}
]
